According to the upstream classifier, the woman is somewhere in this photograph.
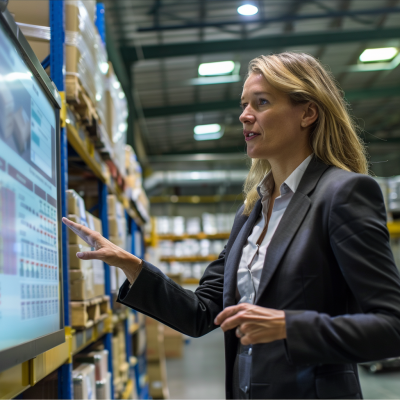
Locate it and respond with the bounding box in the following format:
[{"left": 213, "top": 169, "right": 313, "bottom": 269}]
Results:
[{"left": 64, "top": 52, "right": 400, "bottom": 399}]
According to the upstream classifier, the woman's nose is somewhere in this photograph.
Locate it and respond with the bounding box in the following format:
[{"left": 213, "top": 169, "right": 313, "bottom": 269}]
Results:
[{"left": 239, "top": 109, "right": 255, "bottom": 124}]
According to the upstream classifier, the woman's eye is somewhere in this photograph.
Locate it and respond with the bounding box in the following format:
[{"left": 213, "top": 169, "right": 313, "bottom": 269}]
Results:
[
  {"left": 240, "top": 103, "right": 247, "bottom": 110},
  {"left": 259, "top": 98, "right": 269, "bottom": 105}
]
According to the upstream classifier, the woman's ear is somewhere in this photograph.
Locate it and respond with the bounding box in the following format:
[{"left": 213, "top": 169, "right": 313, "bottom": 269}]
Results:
[{"left": 301, "top": 102, "right": 318, "bottom": 128}]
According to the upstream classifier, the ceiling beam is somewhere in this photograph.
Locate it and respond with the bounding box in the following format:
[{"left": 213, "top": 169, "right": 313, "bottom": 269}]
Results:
[
  {"left": 134, "top": 7, "right": 400, "bottom": 32},
  {"left": 121, "top": 27, "right": 400, "bottom": 62},
  {"left": 142, "top": 86, "right": 400, "bottom": 118}
]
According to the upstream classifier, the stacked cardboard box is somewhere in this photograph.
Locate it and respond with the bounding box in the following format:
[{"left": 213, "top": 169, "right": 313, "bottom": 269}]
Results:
[
  {"left": 124, "top": 145, "right": 150, "bottom": 220},
  {"left": 146, "top": 318, "right": 169, "bottom": 399},
  {"left": 163, "top": 326, "right": 184, "bottom": 359},
  {"left": 67, "top": 189, "right": 105, "bottom": 301},
  {"left": 112, "top": 324, "right": 131, "bottom": 397},
  {"left": 106, "top": 64, "right": 128, "bottom": 173}
]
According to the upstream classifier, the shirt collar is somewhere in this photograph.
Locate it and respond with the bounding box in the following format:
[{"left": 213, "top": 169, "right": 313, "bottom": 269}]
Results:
[{"left": 257, "top": 154, "right": 314, "bottom": 198}]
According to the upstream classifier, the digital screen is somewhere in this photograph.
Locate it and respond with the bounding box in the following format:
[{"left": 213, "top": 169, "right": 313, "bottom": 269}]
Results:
[{"left": 0, "top": 22, "right": 60, "bottom": 351}]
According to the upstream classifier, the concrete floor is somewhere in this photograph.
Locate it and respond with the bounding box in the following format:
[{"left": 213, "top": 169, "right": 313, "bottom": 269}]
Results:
[{"left": 166, "top": 328, "right": 400, "bottom": 399}]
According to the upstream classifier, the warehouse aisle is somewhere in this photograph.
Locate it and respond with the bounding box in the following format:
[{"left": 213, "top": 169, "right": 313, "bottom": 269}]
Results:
[
  {"left": 166, "top": 328, "right": 226, "bottom": 399},
  {"left": 358, "top": 366, "right": 400, "bottom": 399},
  {"left": 165, "top": 325, "right": 400, "bottom": 399}
]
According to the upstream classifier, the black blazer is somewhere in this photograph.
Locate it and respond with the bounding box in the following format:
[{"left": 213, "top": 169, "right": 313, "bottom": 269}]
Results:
[{"left": 117, "top": 156, "right": 400, "bottom": 399}]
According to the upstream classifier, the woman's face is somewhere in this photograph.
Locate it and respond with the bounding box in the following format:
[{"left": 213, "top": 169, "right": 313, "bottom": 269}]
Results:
[{"left": 239, "top": 72, "right": 313, "bottom": 160}]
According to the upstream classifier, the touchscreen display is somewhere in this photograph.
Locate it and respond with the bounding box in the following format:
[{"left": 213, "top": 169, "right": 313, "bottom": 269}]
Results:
[{"left": 0, "top": 22, "right": 60, "bottom": 351}]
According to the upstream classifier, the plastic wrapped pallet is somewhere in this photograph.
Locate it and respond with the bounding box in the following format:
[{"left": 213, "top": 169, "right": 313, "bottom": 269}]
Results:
[
  {"left": 106, "top": 64, "right": 128, "bottom": 171},
  {"left": 96, "top": 372, "right": 112, "bottom": 400},
  {"left": 75, "top": 350, "right": 109, "bottom": 381},
  {"left": 10, "top": 1, "right": 104, "bottom": 108},
  {"left": 72, "top": 363, "right": 96, "bottom": 399}
]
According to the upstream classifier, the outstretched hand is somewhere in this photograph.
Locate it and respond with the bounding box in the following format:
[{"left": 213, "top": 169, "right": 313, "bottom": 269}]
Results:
[
  {"left": 214, "top": 303, "right": 286, "bottom": 345},
  {"left": 62, "top": 217, "right": 142, "bottom": 283}
]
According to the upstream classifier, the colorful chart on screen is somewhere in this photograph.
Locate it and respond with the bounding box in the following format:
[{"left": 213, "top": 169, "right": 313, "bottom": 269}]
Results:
[{"left": 0, "top": 21, "right": 60, "bottom": 351}]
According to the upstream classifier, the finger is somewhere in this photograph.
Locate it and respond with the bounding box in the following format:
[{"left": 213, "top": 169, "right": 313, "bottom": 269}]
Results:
[
  {"left": 62, "top": 217, "right": 98, "bottom": 246},
  {"left": 214, "top": 305, "right": 243, "bottom": 325},
  {"left": 76, "top": 250, "right": 104, "bottom": 260},
  {"left": 220, "top": 313, "right": 245, "bottom": 332}
]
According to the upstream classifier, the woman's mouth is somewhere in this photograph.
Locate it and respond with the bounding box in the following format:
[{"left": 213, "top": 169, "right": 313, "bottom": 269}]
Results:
[{"left": 243, "top": 130, "right": 261, "bottom": 141}]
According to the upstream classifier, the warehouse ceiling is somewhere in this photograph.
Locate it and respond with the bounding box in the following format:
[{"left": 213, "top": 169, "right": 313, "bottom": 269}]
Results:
[{"left": 104, "top": 0, "right": 400, "bottom": 177}]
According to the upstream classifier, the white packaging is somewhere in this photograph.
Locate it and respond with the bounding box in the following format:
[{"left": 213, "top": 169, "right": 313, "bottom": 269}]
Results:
[
  {"left": 172, "top": 216, "right": 185, "bottom": 236},
  {"left": 159, "top": 240, "right": 174, "bottom": 257},
  {"left": 202, "top": 213, "right": 217, "bottom": 235},
  {"left": 200, "top": 239, "right": 211, "bottom": 256},
  {"left": 186, "top": 217, "right": 201, "bottom": 235},
  {"left": 73, "top": 363, "right": 96, "bottom": 399},
  {"left": 183, "top": 264, "right": 193, "bottom": 279}
]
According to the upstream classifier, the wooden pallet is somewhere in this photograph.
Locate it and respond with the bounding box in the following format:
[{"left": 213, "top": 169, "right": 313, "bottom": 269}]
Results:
[
  {"left": 66, "top": 75, "right": 98, "bottom": 126},
  {"left": 70, "top": 295, "right": 110, "bottom": 328}
]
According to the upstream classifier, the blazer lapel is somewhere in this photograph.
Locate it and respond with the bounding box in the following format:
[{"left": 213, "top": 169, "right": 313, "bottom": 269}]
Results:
[
  {"left": 255, "top": 157, "right": 330, "bottom": 303},
  {"left": 223, "top": 199, "right": 262, "bottom": 308}
]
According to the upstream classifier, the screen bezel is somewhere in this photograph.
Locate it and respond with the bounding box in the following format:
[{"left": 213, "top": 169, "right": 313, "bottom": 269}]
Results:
[{"left": 0, "top": 9, "right": 65, "bottom": 373}]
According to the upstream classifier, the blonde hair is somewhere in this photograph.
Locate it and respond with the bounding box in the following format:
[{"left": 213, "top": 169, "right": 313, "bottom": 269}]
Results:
[{"left": 243, "top": 52, "right": 368, "bottom": 216}]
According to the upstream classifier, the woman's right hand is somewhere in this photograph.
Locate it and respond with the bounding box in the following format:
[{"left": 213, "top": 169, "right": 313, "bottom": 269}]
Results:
[{"left": 62, "top": 217, "right": 143, "bottom": 283}]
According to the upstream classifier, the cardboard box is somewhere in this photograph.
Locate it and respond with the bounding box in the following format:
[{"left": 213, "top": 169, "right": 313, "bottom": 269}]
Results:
[
  {"left": 93, "top": 259, "right": 105, "bottom": 297},
  {"left": 109, "top": 235, "right": 125, "bottom": 248},
  {"left": 86, "top": 211, "right": 103, "bottom": 234},
  {"left": 69, "top": 244, "right": 92, "bottom": 270},
  {"left": 164, "top": 326, "right": 183, "bottom": 358},
  {"left": 8, "top": 0, "right": 50, "bottom": 26},
  {"left": 69, "top": 268, "right": 95, "bottom": 301},
  {"left": 107, "top": 195, "right": 124, "bottom": 218},
  {"left": 146, "top": 318, "right": 165, "bottom": 362},
  {"left": 66, "top": 190, "right": 88, "bottom": 225},
  {"left": 67, "top": 214, "right": 88, "bottom": 246},
  {"left": 147, "top": 360, "right": 169, "bottom": 399}
]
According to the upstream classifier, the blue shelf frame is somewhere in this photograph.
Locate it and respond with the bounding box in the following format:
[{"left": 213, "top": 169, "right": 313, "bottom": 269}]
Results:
[{"left": 42, "top": 2, "right": 147, "bottom": 398}]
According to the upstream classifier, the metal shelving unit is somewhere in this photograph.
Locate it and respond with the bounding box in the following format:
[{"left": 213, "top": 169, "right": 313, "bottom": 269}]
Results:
[{"left": 0, "top": 2, "right": 148, "bottom": 399}]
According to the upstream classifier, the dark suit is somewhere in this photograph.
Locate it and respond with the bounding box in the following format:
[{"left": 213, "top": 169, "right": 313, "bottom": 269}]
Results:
[{"left": 118, "top": 156, "right": 400, "bottom": 399}]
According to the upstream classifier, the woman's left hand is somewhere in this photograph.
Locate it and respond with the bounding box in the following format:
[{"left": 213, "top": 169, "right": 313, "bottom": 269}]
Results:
[{"left": 214, "top": 303, "right": 287, "bottom": 345}]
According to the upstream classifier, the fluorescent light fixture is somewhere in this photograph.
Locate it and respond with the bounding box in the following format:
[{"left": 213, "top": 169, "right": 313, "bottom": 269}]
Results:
[
  {"left": 237, "top": 4, "right": 258, "bottom": 15},
  {"left": 194, "top": 132, "right": 224, "bottom": 141},
  {"left": 113, "top": 81, "right": 121, "bottom": 89},
  {"left": 190, "top": 75, "right": 241, "bottom": 85},
  {"left": 118, "top": 92, "right": 125, "bottom": 99},
  {"left": 194, "top": 124, "right": 224, "bottom": 141},
  {"left": 99, "top": 62, "right": 109, "bottom": 74},
  {"left": 199, "top": 61, "right": 235, "bottom": 76},
  {"left": 194, "top": 124, "right": 222, "bottom": 135},
  {"left": 359, "top": 47, "right": 398, "bottom": 63},
  {"left": 96, "top": 93, "right": 102, "bottom": 101}
]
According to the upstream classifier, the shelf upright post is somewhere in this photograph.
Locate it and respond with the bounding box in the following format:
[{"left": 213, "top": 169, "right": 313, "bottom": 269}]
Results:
[
  {"left": 98, "top": 181, "right": 115, "bottom": 399},
  {"left": 49, "top": 0, "right": 73, "bottom": 398}
]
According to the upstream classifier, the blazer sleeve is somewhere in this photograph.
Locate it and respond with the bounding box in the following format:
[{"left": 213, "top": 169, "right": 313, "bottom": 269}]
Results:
[
  {"left": 116, "top": 204, "right": 245, "bottom": 338},
  {"left": 285, "top": 174, "right": 400, "bottom": 365}
]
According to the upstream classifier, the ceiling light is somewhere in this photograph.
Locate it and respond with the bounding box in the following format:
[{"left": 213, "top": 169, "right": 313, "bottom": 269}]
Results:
[
  {"left": 359, "top": 47, "right": 398, "bottom": 63},
  {"left": 194, "top": 132, "right": 224, "bottom": 141},
  {"left": 118, "top": 92, "right": 125, "bottom": 99},
  {"left": 113, "top": 81, "right": 121, "bottom": 89},
  {"left": 237, "top": 4, "right": 258, "bottom": 16},
  {"left": 194, "top": 124, "right": 222, "bottom": 135},
  {"left": 198, "top": 61, "right": 235, "bottom": 76},
  {"left": 96, "top": 93, "right": 102, "bottom": 101}
]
